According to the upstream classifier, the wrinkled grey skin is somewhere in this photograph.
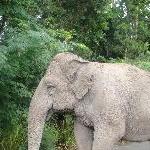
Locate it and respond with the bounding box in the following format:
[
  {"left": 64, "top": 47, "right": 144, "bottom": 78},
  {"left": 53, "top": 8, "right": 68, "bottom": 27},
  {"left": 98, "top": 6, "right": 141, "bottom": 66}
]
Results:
[{"left": 28, "top": 52, "right": 150, "bottom": 150}]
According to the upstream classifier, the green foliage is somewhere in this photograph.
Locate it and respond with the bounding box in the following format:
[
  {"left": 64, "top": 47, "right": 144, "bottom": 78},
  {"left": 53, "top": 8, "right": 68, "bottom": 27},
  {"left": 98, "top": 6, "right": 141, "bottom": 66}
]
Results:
[
  {"left": 69, "top": 42, "right": 92, "bottom": 59},
  {"left": 125, "top": 51, "right": 150, "bottom": 71},
  {"left": 40, "top": 125, "right": 59, "bottom": 150},
  {"left": 0, "top": 110, "right": 27, "bottom": 150},
  {"left": 123, "top": 39, "right": 149, "bottom": 59}
]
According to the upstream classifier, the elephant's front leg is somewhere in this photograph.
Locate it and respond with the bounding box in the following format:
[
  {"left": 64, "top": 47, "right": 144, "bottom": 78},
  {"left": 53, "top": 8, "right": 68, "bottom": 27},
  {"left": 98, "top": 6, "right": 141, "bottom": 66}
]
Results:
[
  {"left": 74, "top": 119, "right": 93, "bottom": 150},
  {"left": 92, "top": 123, "right": 125, "bottom": 150}
]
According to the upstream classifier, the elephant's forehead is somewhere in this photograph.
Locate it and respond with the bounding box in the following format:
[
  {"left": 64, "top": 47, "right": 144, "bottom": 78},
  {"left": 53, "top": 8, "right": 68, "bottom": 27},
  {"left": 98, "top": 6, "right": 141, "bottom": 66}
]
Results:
[
  {"left": 46, "top": 61, "right": 62, "bottom": 75},
  {"left": 45, "top": 63, "right": 69, "bottom": 85},
  {"left": 44, "top": 74, "right": 67, "bottom": 85},
  {"left": 53, "top": 52, "right": 78, "bottom": 62}
]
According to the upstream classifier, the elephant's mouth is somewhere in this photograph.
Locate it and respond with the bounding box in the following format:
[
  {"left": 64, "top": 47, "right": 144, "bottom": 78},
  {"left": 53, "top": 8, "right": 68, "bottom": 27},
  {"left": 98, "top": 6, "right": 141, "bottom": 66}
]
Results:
[{"left": 46, "top": 104, "right": 53, "bottom": 121}]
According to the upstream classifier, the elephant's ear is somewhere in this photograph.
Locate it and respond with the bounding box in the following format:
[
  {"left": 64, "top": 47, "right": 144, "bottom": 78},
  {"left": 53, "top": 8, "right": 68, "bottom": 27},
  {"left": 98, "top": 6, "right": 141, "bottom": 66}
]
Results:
[
  {"left": 71, "top": 73, "right": 94, "bottom": 100},
  {"left": 59, "top": 55, "right": 93, "bottom": 100},
  {"left": 65, "top": 58, "right": 89, "bottom": 83}
]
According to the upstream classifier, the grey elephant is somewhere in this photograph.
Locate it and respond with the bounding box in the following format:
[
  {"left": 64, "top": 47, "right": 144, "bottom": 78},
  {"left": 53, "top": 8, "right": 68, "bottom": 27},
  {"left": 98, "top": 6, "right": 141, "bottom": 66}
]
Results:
[{"left": 28, "top": 52, "right": 150, "bottom": 150}]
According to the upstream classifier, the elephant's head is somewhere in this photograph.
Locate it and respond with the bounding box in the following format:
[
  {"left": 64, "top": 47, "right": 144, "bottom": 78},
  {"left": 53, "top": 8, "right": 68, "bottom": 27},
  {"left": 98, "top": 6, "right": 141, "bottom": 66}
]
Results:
[{"left": 28, "top": 52, "right": 94, "bottom": 150}]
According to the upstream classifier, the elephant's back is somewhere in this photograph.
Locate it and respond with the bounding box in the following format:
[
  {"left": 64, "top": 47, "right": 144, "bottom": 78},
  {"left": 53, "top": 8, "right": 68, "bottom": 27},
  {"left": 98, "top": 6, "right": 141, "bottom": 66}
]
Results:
[{"left": 92, "top": 62, "right": 150, "bottom": 96}]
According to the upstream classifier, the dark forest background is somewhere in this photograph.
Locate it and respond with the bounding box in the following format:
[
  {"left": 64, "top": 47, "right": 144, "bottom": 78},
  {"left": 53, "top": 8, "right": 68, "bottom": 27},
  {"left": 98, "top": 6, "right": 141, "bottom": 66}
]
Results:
[{"left": 0, "top": 0, "right": 150, "bottom": 149}]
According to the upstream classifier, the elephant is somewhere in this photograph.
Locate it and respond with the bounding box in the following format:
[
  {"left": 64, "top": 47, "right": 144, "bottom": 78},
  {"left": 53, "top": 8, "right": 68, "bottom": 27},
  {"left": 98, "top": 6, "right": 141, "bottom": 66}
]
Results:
[{"left": 28, "top": 52, "right": 150, "bottom": 150}]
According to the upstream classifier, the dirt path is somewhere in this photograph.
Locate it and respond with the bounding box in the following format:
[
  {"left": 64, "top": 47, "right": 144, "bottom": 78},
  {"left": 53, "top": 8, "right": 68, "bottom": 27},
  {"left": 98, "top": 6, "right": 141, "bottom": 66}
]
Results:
[{"left": 114, "top": 141, "right": 150, "bottom": 150}]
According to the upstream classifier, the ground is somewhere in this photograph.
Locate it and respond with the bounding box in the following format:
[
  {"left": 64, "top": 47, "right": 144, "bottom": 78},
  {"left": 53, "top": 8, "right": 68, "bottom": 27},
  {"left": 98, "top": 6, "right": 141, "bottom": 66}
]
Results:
[
  {"left": 58, "top": 141, "right": 150, "bottom": 150},
  {"left": 114, "top": 141, "right": 150, "bottom": 150}
]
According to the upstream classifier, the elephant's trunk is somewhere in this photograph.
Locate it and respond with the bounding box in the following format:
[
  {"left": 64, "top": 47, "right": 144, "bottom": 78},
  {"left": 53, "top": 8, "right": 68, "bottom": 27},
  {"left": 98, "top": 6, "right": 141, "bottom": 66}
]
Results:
[{"left": 28, "top": 78, "right": 52, "bottom": 150}]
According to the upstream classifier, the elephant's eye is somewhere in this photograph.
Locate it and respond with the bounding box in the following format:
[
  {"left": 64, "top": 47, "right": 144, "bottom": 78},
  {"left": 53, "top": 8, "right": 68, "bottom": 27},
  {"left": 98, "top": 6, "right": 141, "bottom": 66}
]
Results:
[
  {"left": 47, "top": 85, "right": 56, "bottom": 96},
  {"left": 67, "top": 72, "right": 77, "bottom": 83}
]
